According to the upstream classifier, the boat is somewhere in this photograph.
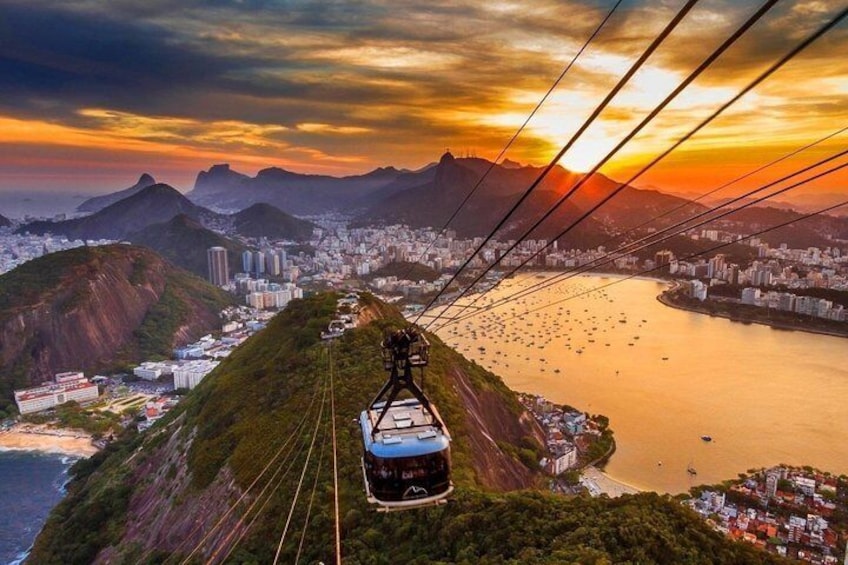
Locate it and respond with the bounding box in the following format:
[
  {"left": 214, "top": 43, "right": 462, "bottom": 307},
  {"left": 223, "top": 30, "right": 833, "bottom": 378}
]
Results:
[
  {"left": 687, "top": 464, "right": 697, "bottom": 475},
  {"left": 701, "top": 435, "right": 712, "bottom": 442}
]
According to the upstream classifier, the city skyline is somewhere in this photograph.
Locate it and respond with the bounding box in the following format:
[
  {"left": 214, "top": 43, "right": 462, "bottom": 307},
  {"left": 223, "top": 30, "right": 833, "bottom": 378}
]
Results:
[{"left": 1, "top": 0, "right": 846, "bottom": 198}]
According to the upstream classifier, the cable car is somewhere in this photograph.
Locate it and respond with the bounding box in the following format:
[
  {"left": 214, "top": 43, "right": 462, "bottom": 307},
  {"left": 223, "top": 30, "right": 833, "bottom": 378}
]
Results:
[
  {"left": 360, "top": 327, "right": 453, "bottom": 511},
  {"left": 321, "top": 319, "right": 346, "bottom": 340}
]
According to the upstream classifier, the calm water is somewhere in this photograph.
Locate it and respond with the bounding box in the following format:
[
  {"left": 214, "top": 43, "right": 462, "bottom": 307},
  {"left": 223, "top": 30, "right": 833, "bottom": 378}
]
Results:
[
  {"left": 433, "top": 273, "right": 848, "bottom": 494},
  {"left": 0, "top": 451, "right": 73, "bottom": 564},
  {"left": 0, "top": 191, "right": 90, "bottom": 220}
]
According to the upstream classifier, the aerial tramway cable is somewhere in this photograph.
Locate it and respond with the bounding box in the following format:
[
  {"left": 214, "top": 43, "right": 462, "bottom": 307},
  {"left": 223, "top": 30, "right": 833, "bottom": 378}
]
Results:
[
  {"left": 174, "top": 370, "right": 324, "bottom": 565},
  {"left": 437, "top": 154, "right": 848, "bottom": 330},
  {"left": 273, "top": 377, "right": 329, "bottom": 564},
  {"left": 412, "top": 0, "right": 702, "bottom": 327},
  {"left": 482, "top": 196, "right": 848, "bottom": 326},
  {"left": 201, "top": 369, "right": 326, "bottom": 563},
  {"left": 329, "top": 342, "right": 342, "bottom": 565},
  {"left": 434, "top": 146, "right": 848, "bottom": 329},
  {"left": 403, "top": 0, "right": 625, "bottom": 276},
  {"left": 423, "top": 0, "right": 783, "bottom": 329},
  {"left": 428, "top": 3, "right": 847, "bottom": 329},
  {"left": 426, "top": 128, "right": 848, "bottom": 326},
  {"left": 294, "top": 404, "right": 329, "bottom": 564}
]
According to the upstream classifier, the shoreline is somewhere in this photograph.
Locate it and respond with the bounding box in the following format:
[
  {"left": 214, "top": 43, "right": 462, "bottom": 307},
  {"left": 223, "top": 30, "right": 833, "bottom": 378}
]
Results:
[
  {"left": 581, "top": 466, "right": 641, "bottom": 498},
  {"left": 0, "top": 424, "right": 98, "bottom": 457},
  {"left": 657, "top": 292, "right": 848, "bottom": 340}
]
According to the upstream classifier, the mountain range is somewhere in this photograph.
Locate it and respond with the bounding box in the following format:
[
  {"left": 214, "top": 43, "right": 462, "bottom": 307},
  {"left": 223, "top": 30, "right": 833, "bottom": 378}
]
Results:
[
  {"left": 188, "top": 162, "right": 431, "bottom": 214},
  {"left": 0, "top": 212, "right": 10, "bottom": 228},
  {"left": 18, "top": 184, "right": 316, "bottom": 246},
  {"left": 21, "top": 184, "right": 215, "bottom": 241},
  {"left": 25, "top": 153, "right": 848, "bottom": 254}
]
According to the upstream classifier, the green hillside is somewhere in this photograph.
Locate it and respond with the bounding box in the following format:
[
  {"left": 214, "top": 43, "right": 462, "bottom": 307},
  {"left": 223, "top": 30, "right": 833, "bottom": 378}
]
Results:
[
  {"left": 128, "top": 214, "right": 247, "bottom": 279},
  {"left": 30, "top": 293, "right": 785, "bottom": 564},
  {"left": 0, "top": 245, "right": 236, "bottom": 405}
]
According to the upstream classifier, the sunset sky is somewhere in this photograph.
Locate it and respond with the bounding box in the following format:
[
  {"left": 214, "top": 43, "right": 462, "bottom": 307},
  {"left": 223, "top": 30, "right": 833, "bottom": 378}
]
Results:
[{"left": 1, "top": 0, "right": 846, "bottom": 198}]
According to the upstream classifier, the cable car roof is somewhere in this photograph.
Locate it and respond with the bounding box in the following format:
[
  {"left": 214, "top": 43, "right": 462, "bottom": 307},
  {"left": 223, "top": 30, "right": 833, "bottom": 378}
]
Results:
[{"left": 360, "top": 398, "right": 450, "bottom": 458}]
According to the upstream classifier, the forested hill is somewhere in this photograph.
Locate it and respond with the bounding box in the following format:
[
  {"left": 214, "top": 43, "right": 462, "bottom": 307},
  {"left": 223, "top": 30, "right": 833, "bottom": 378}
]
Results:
[
  {"left": 31, "top": 294, "right": 785, "bottom": 564},
  {"left": 0, "top": 245, "right": 234, "bottom": 402}
]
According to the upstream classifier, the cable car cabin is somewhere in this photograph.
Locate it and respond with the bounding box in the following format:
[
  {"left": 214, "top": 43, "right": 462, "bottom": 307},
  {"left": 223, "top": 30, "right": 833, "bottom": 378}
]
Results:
[
  {"left": 360, "top": 398, "right": 453, "bottom": 511},
  {"left": 320, "top": 319, "right": 346, "bottom": 340}
]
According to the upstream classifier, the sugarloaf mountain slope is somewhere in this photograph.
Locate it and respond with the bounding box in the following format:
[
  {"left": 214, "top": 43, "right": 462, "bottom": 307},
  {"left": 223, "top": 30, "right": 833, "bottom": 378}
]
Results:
[{"left": 31, "top": 294, "right": 783, "bottom": 564}]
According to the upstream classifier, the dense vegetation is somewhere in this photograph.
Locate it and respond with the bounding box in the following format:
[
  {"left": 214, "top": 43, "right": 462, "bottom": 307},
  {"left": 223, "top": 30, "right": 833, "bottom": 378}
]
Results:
[
  {"left": 0, "top": 245, "right": 97, "bottom": 314},
  {"left": 232, "top": 202, "right": 315, "bottom": 240},
  {"left": 131, "top": 267, "right": 235, "bottom": 361},
  {"left": 31, "top": 293, "right": 788, "bottom": 564},
  {"left": 128, "top": 214, "right": 246, "bottom": 279},
  {"left": 0, "top": 245, "right": 235, "bottom": 402},
  {"left": 23, "top": 400, "right": 123, "bottom": 436}
]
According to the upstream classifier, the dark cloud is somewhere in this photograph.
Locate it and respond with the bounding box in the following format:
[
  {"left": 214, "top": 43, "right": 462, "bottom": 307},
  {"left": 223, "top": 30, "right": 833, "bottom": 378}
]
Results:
[
  {"left": 0, "top": 2, "right": 270, "bottom": 117},
  {"left": 0, "top": 0, "right": 844, "bottom": 188}
]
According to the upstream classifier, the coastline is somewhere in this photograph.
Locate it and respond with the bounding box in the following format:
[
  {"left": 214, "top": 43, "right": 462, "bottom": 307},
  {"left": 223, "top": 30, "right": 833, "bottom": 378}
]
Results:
[
  {"left": 656, "top": 291, "right": 848, "bottom": 340},
  {"left": 0, "top": 424, "right": 97, "bottom": 457},
  {"left": 581, "top": 466, "right": 641, "bottom": 498}
]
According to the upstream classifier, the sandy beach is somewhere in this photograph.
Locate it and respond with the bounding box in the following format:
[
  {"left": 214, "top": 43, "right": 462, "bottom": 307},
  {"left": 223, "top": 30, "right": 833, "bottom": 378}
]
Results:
[
  {"left": 0, "top": 424, "right": 97, "bottom": 457},
  {"left": 581, "top": 466, "right": 641, "bottom": 498}
]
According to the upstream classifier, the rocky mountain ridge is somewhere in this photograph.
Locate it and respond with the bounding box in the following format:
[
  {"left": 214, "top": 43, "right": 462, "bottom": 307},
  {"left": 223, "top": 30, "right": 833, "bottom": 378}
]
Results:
[{"left": 0, "top": 244, "right": 234, "bottom": 396}]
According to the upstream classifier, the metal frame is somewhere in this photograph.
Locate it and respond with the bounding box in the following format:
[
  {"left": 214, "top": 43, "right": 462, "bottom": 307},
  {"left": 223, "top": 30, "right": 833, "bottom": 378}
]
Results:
[{"left": 369, "top": 329, "right": 443, "bottom": 438}]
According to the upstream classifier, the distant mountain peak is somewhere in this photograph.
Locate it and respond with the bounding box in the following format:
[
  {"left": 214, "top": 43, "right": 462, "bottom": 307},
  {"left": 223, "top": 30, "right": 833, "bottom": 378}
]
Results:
[
  {"left": 500, "top": 158, "right": 523, "bottom": 169},
  {"left": 256, "top": 167, "right": 297, "bottom": 179},
  {"left": 440, "top": 151, "right": 455, "bottom": 164},
  {"left": 76, "top": 173, "right": 158, "bottom": 213}
]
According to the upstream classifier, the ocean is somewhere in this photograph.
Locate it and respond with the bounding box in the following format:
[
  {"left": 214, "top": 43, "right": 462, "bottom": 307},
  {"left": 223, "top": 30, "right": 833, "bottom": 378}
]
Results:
[
  {"left": 0, "top": 191, "right": 92, "bottom": 221},
  {"left": 0, "top": 451, "right": 75, "bottom": 564},
  {"left": 436, "top": 273, "right": 848, "bottom": 493}
]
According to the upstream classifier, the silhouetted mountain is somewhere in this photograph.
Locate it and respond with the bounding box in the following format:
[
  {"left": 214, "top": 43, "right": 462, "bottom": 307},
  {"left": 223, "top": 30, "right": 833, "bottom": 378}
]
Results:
[
  {"left": 702, "top": 205, "right": 848, "bottom": 249},
  {"left": 187, "top": 163, "right": 414, "bottom": 214},
  {"left": 76, "top": 173, "right": 156, "bottom": 213},
  {"left": 0, "top": 213, "right": 10, "bottom": 228},
  {"left": 359, "top": 153, "right": 718, "bottom": 251},
  {"left": 18, "top": 184, "right": 219, "bottom": 241},
  {"left": 231, "top": 202, "right": 315, "bottom": 240},
  {"left": 192, "top": 164, "right": 251, "bottom": 203},
  {"left": 359, "top": 153, "right": 602, "bottom": 247},
  {"left": 128, "top": 214, "right": 247, "bottom": 279}
]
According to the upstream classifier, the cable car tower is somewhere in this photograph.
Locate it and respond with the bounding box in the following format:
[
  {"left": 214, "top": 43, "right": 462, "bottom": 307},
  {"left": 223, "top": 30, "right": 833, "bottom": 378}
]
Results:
[{"left": 359, "top": 327, "right": 453, "bottom": 511}]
